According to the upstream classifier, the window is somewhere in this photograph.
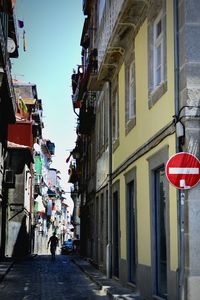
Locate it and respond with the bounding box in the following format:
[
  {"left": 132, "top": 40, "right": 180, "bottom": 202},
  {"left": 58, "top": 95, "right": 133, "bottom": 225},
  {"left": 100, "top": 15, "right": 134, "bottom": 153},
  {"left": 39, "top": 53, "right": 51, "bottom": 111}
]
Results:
[
  {"left": 87, "top": 140, "right": 93, "bottom": 178},
  {"left": 148, "top": 2, "right": 167, "bottom": 108},
  {"left": 96, "top": 106, "right": 100, "bottom": 154},
  {"left": 100, "top": 99, "right": 104, "bottom": 149},
  {"left": 96, "top": 91, "right": 104, "bottom": 154},
  {"left": 96, "top": 84, "right": 109, "bottom": 155},
  {"left": 125, "top": 52, "right": 136, "bottom": 134},
  {"left": 98, "top": 0, "right": 106, "bottom": 25},
  {"left": 128, "top": 61, "right": 135, "bottom": 119},
  {"left": 100, "top": 193, "right": 104, "bottom": 263},
  {"left": 104, "top": 88, "right": 109, "bottom": 145},
  {"left": 112, "top": 88, "right": 119, "bottom": 149},
  {"left": 154, "top": 12, "right": 164, "bottom": 88}
]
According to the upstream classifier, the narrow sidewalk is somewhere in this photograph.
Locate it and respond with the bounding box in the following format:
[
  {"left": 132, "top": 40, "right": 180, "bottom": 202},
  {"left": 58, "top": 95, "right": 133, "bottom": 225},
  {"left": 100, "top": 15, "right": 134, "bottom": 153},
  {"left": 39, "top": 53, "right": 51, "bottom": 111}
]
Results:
[
  {"left": 0, "top": 260, "right": 14, "bottom": 283},
  {"left": 71, "top": 255, "right": 141, "bottom": 300}
]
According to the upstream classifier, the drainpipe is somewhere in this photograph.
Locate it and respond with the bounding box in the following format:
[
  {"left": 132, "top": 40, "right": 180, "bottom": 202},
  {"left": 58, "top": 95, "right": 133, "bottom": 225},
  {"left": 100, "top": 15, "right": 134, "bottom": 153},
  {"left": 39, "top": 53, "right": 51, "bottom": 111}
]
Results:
[
  {"left": 106, "top": 80, "right": 112, "bottom": 278},
  {"left": 173, "top": 1, "right": 184, "bottom": 299}
]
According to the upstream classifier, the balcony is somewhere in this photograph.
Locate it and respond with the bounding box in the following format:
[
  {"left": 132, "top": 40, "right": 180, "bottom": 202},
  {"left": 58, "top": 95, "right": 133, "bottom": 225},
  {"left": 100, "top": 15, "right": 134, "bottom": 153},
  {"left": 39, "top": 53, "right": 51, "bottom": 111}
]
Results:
[
  {"left": 8, "top": 122, "right": 33, "bottom": 148},
  {"left": 0, "top": 13, "right": 8, "bottom": 64},
  {"left": 68, "top": 164, "right": 78, "bottom": 184},
  {"left": 40, "top": 141, "right": 52, "bottom": 161},
  {"left": 97, "top": 0, "right": 147, "bottom": 81},
  {"left": 86, "top": 48, "right": 103, "bottom": 91},
  {"left": 8, "top": 10, "right": 19, "bottom": 58},
  {"left": 78, "top": 106, "right": 95, "bottom": 135},
  {"left": 46, "top": 140, "right": 55, "bottom": 155},
  {"left": 80, "top": 17, "right": 90, "bottom": 49},
  {"left": 0, "top": 44, "right": 17, "bottom": 123},
  {"left": 71, "top": 69, "right": 86, "bottom": 110},
  {"left": 32, "top": 109, "right": 43, "bottom": 127},
  {"left": 0, "top": 3, "right": 18, "bottom": 123},
  {"left": 0, "top": 0, "right": 16, "bottom": 15},
  {"left": 71, "top": 48, "right": 99, "bottom": 110},
  {"left": 4, "top": 60, "right": 17, "bottom": 122},
  {"left": 0, "top": 1, "right": 18, "bottom": 61},
  {"left": 82, "top": 0, "right": 92, "bottom": 16}
]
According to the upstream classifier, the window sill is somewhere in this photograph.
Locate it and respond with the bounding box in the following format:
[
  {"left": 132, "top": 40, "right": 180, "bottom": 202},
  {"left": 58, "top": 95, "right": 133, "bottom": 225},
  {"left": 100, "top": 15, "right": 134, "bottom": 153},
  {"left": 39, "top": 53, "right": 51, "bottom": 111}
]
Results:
[
  {"left": 112, "top": 138, "right": 119, "bottom": 152},
  {"left": 125, "top": 116, "right": 136, "bottom": 135},
  {"left": 148, "top": 80, "right": 167, "bottom": 109}
]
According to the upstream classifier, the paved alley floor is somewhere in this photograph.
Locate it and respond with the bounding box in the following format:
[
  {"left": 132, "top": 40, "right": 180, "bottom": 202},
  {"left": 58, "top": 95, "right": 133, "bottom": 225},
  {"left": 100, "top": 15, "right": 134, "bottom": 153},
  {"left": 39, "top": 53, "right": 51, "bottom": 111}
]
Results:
[{"left": 0, "top": 254, "right": 110, "bottom": 300}]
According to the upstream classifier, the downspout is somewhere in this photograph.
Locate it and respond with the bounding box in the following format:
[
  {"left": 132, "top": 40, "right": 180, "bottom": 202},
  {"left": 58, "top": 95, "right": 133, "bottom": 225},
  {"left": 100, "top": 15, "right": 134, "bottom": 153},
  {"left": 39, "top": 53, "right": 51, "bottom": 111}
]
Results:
[
  {"left": 106, "top": 80, "right": 112, "bottom": 278},
  {"left": 173, "top": 1, "right": 184, "bottom": 299}
]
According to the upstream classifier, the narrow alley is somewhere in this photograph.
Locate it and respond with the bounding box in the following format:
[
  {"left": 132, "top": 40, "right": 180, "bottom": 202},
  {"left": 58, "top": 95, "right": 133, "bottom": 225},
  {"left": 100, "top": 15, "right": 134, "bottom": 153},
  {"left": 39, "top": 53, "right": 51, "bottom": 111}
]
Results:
[
  {"left": 0, "top": 254, "right": 109, "bottom": 300},
  {"left": 1, "top": 1, "right": 200, "bottom": 299}
]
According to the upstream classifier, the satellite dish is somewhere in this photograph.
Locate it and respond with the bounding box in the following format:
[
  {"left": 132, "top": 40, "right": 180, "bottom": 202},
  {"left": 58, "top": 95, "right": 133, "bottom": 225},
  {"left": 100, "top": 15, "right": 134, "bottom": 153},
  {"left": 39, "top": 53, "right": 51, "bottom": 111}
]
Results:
[{"left": 7, "top": 37, "right": 16, "bottom": 53}]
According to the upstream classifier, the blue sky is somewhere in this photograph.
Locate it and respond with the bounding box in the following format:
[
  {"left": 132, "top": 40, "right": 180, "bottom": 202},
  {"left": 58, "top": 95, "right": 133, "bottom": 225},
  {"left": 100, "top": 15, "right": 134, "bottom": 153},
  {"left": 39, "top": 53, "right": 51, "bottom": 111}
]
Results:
[{"left": 12, "top": 0, "right": 84, "bottom": 191}]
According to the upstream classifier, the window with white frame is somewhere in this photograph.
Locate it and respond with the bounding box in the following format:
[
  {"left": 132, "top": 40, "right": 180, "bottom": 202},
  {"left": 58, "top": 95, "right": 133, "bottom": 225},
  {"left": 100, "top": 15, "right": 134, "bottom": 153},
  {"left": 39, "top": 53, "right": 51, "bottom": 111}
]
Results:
[
  {"left": 153, "top": 11, "right": 164, "bottom": 88},
  {"left": 96, "top": 103, "right": 100, "bottom": 154},
  {"left": 100, "top": 99, "right": 104, "bottom": 149},
  {"left": 96, "top": 88, "right": 107, "bottom": 155},
  {"left": 148, "top": 1, "right": 167, "bottom": 108},
  {"left": 112, "top": 88, "right": 119, "bottom": 144},
  {"left": 128, "top": 61, "right": 135, "bottom": 120},
  {"left": 104, "top": 88, "right": 109, "bottom": 145},
  {"left": 125, "top": 52, "right": 136, "bottom": 134}
]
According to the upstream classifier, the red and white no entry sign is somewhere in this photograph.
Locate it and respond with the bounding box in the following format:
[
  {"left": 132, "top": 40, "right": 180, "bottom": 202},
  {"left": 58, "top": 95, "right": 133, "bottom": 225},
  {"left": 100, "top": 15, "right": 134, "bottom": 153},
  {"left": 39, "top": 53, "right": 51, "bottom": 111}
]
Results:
[{"left": 165, "top": 152, "right": 200, "bottom": 189}]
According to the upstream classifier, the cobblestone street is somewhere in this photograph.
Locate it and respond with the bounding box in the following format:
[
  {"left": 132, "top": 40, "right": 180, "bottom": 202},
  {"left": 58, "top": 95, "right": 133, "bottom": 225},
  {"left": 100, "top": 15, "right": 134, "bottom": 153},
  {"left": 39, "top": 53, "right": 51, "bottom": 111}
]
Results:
[{"left": 0, "top": 254, "right": 109, "bottom": 300}]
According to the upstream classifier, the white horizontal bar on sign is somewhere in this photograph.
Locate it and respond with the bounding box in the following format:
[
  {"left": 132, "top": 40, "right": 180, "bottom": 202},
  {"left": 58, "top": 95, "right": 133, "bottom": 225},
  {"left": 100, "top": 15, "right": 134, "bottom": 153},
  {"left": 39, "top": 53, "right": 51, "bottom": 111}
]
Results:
[{"left": 169, "top": 167, "right": 199, "bottom": 174}]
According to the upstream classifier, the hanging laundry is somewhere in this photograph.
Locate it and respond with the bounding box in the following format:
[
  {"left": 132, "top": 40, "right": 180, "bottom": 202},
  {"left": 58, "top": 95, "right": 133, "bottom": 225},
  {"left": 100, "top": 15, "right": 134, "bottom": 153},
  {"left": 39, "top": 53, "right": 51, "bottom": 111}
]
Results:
[
  {"left": 23, "top": 30, "right": 26, "bottom": 51},
  {"left": 18, "top": 20, "right": 24, "bottom": 28},
  {"left": 66, "top": 153, "right": 72, "bottom": 163}
]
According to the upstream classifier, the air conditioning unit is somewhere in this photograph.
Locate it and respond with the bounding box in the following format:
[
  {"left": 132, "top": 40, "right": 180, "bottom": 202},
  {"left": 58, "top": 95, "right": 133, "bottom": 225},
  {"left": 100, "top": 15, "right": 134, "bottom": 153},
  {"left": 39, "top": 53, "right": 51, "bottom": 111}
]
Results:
[{"left": 4, "top": 169, "right": 15, "bottom": 188}]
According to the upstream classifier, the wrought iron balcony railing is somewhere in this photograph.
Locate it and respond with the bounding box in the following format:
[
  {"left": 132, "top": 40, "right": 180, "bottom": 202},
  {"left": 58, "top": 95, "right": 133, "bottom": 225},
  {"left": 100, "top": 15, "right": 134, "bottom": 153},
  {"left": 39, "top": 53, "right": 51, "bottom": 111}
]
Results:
[
  {"left": 0, "top": 12, "right": 8, "bottom": 65},
  {"left": 97, "top": 0, "right": 124, "bottom": 70}
]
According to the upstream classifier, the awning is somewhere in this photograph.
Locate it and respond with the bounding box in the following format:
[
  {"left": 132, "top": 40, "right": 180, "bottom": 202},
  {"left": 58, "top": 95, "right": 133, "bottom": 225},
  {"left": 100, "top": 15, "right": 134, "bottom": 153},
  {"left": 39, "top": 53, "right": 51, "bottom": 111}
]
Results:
[
  {"left": 6, "top": 141, "right": 34, "bottom": 174},
  {"left": 8, "top": 141, "right": 31, "bottom": 149}
]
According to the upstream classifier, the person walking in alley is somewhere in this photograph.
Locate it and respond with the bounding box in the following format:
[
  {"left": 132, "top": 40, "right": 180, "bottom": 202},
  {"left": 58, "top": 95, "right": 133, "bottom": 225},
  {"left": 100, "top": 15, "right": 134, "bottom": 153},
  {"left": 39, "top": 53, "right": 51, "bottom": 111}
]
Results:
[{"left": 47, "top": 232, "right": 59, "bottom": 260}]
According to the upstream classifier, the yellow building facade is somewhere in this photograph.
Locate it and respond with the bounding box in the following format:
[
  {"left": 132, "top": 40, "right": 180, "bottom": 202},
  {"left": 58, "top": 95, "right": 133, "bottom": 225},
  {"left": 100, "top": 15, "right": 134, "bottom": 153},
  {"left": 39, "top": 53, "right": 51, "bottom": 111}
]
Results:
[
  {"left": 95, "top": 0, "right": 180, "bottom": 299},
  {"left": 71, "top": 0, "right": 200, "bottom": 299}
]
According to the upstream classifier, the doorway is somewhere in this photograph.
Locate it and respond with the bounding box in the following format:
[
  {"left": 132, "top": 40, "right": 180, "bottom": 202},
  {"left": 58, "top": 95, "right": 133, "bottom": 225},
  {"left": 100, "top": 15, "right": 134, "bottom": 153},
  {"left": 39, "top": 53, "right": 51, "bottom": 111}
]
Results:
[
  {"left": 154, "top": 166, "right": 167, "bottom": 299},
  {"left": 127, "top": 180, "right": 136, "bottom": 283},
  {"left": 113, "top": 190, "right": 119, "bottom": 277}
]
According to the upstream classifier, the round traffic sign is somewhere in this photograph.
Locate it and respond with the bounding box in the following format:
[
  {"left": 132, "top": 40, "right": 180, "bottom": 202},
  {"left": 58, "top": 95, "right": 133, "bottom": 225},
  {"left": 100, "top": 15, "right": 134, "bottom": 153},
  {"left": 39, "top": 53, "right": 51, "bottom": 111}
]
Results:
[{"left": 165, "top": 152, "right": 200, "bottom": 189}]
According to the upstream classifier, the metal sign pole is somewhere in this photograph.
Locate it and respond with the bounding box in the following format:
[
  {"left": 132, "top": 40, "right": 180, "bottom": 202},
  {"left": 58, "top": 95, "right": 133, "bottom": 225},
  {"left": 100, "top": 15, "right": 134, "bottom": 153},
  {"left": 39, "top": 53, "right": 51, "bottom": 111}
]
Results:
[{"left": 179, "top": 189, "right": 185, "bottom": 300}]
